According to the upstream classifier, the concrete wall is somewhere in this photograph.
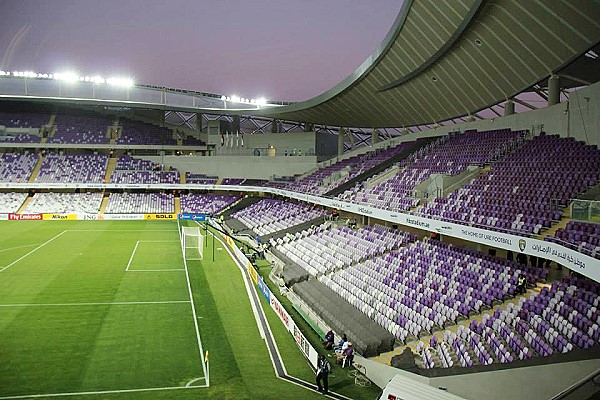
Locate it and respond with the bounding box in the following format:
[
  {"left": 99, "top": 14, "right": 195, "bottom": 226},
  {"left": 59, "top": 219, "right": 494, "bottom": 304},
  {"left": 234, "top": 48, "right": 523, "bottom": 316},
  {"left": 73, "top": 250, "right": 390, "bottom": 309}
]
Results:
[
  {"left": 144, "top": 154, "right": 318, "bottom": 179},
  {"left": 213, "top": 131, "right": 316, "bottom": 157},
  {"left": 355, "top": 354, "right": 600, "bottom": 400},
  {"left": 430, "top": 358, "right": 600, "bottom": 400}
]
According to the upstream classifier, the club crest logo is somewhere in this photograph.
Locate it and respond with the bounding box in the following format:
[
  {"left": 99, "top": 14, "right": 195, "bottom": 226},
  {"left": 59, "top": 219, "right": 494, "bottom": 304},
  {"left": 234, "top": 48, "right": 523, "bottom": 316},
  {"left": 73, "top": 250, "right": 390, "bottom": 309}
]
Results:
[{"left": 519, "top": 239, "right": 526, "bottom": 252}]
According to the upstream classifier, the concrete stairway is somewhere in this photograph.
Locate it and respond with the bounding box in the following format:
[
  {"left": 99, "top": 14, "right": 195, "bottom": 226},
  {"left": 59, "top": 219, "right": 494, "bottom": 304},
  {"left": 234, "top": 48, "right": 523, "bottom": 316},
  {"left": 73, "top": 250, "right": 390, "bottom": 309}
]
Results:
[
  {"left": 99, "top": 196, "right": 110, "bottom": 214},
  {"left": 16, "top": 196, "right": 33, "bottom": 214},
  {"left": 104, "top": 157, "right": 117, "bottom": 182},
  {"left": 28, "top": 157, "right": 44, "bottom": 183}
]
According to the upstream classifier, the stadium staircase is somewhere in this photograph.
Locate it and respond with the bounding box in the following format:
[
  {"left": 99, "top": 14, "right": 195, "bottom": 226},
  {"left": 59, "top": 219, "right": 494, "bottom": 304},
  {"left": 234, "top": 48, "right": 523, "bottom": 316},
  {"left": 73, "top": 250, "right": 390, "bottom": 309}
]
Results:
[
  {"left": 99, "top": 196, "right": 109, "bottom": 214},
  {"left": 180, "top": 173, "right": 186, "bottom": 184},
  {"left": 378, "top": 286, "right": 542, "bottom": 367},
  {"left": 47, "top": 114, "right": 56, "bottom": 127},
  {"left": 16, "top": 196, "right": 33, "bottom": 214},
  {"left": 174, "top": 197, "right": 181, "bottom": 214},
  {"left": 324, "top": 136, "right": 439, "bottom": 197},
  {"left": 28, "top": 157, "right": 44, "bottom": 183},
  {"left": 104, "top": 157, "right": 117, "bottom": 182}
]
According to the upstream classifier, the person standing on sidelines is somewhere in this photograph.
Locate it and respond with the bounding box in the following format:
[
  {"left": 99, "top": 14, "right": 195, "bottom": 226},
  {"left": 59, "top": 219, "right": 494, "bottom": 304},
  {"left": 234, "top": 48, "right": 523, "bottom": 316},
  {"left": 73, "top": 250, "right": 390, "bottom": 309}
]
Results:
[{"left": 316, "top": 355, "right": 332, "bottom": 394}]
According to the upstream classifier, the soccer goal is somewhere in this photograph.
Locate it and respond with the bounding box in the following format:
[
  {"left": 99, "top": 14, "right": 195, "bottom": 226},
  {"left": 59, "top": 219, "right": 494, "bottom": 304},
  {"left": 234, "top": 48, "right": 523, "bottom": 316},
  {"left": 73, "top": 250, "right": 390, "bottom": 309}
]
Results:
[{"left": 181, "top": 226, "right": 204, "bottom": 260}]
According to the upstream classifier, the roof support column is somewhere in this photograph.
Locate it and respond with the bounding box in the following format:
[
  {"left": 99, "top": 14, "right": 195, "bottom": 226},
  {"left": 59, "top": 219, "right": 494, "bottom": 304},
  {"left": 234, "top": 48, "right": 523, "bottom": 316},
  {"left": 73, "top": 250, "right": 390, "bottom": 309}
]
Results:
[
  {"left": 338, "top": 127, "right": 345, "bottom": 156},
  {"left": 372, "top": 129, "right": 380, "bottom": 145},
  {"left": 233, "top": 115, "right": 241, "bottom": 134},
  {"left": 271, "top": 119, "right": 279, "bottom": 133},
  {"left": 548, "top": 74, "right": 560, "bottom": 106},
  {"left": 504, "top": 100, "right": 515, "bottom": 116},
  {"left": 196, "top": 113, "right": 204, "bottom": 132}
]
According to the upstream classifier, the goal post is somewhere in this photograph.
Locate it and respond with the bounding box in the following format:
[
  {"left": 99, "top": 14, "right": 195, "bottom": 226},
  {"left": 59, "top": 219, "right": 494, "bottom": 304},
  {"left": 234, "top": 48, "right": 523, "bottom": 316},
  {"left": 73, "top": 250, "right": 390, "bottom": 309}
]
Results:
[{"left": 181, "top": 226, "right": 204, "bottom": 261}]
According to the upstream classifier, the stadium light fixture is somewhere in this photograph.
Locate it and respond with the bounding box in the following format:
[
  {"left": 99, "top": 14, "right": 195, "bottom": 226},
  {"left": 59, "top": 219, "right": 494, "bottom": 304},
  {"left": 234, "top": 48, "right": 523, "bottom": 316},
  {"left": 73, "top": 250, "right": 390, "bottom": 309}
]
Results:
[
  {"left": 256, "top": 97, "right": 267, "bottom": 106},
  {"left": 106, "top": 77, "right": 134, "bottom": 87},
  {"left": 54, "top": 72, "right": 80, "bottom": 82}
]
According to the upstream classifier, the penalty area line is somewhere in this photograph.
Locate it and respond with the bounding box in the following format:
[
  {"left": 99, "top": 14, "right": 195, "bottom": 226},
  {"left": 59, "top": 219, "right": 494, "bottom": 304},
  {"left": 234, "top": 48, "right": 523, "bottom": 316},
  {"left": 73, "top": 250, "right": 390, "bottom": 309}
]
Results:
[
  {"left": 0, "top": 244, "right": 40, "bottom": 253},
  {"left": 0, "top": 384, "right": 208, "bottom": 400},
  {"left": 125, "top": 241, "right": 140, "bottom": 271},
  {"left": 0, "top": 231, "right": 68, "bottom": 272}
]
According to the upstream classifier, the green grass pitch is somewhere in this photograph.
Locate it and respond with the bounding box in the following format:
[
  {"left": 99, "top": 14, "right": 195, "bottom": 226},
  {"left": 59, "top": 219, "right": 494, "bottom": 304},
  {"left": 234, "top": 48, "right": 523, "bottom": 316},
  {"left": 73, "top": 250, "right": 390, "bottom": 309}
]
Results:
[{"left": 0, "top": 220, "right": 381, "bottom": 400}]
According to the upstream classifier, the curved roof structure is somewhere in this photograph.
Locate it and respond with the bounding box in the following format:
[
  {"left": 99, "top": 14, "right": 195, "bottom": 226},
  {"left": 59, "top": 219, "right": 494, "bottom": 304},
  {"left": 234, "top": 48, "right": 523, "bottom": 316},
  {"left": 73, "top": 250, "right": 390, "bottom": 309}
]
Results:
[{"left": 252, "top": 0, "right": 600, "bottom": 127}]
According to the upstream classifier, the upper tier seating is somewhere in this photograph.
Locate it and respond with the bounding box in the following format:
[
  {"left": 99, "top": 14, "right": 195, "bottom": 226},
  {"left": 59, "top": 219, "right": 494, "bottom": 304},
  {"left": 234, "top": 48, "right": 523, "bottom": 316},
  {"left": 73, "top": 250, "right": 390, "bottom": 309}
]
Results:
[
  {"left": 281, "top": 140, "right": 418, "bottom": 195},
  {"left": 0, "top": 153, "right": 38, "bottom": 182},
  {"left": 110, "top": 171, "right": 179, "bottom": 184},
  {"left": 221, "top": 178, "right": 245, "bottom": 185},
  {"left": 340, "top": 129, "right": 524, "bottom": 212},
  {"left": 186, "top": 173, "right": 218, "bottom": 184},
  {"left": 0, "top": 133, "right": 41, "bottom": 143},
  {"left": 23, "top": 192, "right": 103, "bottom": 213},
  {"left": 117, "top": 120, "right": 176, "bottom": 145},
  {"left": 49, "top": 114, "right": 112, "bottom": 144},
  {"left": 110, "top": 156, "right": 179, "bottom": 184},
  {"left": 180, "top": 193, "right": 238, "bottom": 215},
  {"left": 0, "top": 192, "right": 28, "bottom": 213},
  {"left": 418, "top": 134, "right": 600, "bottom": 235},
  {"left": 105, "top": 193, "right": 174, "bottom": 213},
  {"left": 35, "top": 154, "right": 108, "bottom": 183},
  {"left": 547, "top": 221, "right": 600, "bottom": 259},
  {"left": 182, "top": 136, "right": 206, "bottom": 146},
  {"left": 232, "top": 198, "right": 324, "bottom": 236},
  {"left": 0, "top": 111, "right": 49, "bottom": 129}
]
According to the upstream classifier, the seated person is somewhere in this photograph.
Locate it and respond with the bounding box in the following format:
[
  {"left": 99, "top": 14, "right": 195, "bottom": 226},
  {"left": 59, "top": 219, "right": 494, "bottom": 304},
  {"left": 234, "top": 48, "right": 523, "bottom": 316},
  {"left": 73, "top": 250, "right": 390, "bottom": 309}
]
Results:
[
  {"left": 336, "top": 342, "right": 353, "bottom": 367},
  {"left": 322, "top": 329, "right": 335, "bottom": 350},
  {"left": 334, "top": 334, "right": 348, "bottom": 352}
]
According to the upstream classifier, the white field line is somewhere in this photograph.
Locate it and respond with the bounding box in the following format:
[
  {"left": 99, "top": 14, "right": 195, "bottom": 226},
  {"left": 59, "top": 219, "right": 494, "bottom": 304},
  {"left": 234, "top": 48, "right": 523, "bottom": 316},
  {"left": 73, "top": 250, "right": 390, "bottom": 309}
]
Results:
[
  {"left": 203, "top": 223, "right": 288, "bottom": 377},
  {"left": 125, "top": 241, "right": 140, "bottom": 272},
  {"left": 179, "top": 222, "right": 208, "bottom": 383},
  {"left": 0, "top": 384, "right": 208, "bottom": 400},
  {"left": 0, "top": 244, "right": 39, "bottom": 253},
  {"left": 0, "top": 300, "right": 191, "bottom": 308},
  {"left": 125, "top": 240, "right": 183, "bottom": 272},
  {"left": 135, "top": 240, "right": 180, "bottom": 243},
  {"left": 185, "top": 376, "right": 206, "bottom": 387},
  {"left": 66, "top": 229, "right": 176, "bottom": 232},
  {"left": 0, "top": 231, "right": 68, "bottom": 272},
  {"left": 126, "top": 269, "right": 185, "bottom": 272}
]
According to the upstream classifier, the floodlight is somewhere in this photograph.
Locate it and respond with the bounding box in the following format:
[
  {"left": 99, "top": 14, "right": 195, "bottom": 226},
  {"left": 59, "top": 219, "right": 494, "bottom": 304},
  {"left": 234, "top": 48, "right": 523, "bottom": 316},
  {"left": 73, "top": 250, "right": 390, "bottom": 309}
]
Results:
[
  {"left": 220, "top": 95, "right": 226, "bottom": 100},
  {"left": 256, "top": 97, "right": 267, "bottom": 106},
  {"left": 54, "top": 72, "right": 80, "bottom": 82},
  {"left": 231, "top": 95, "right": 240, "bottom": 103},
  {"left": 106, "top": 77, "right": 134, "bottom": 87}
]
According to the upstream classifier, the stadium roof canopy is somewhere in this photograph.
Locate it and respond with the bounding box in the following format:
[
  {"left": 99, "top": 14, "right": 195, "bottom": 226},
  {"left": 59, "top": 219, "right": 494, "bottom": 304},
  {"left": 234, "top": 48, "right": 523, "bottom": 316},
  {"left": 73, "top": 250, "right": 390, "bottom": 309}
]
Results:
[{"left": 250, "top": 0, "right": 600, "bottom": 128}]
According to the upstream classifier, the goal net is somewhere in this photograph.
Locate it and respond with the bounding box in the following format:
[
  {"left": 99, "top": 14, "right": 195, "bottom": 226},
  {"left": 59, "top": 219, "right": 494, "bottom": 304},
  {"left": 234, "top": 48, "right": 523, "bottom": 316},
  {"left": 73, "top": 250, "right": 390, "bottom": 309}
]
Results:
[{"left": 181, "top": 226, "right": 204, "bottom": 261}]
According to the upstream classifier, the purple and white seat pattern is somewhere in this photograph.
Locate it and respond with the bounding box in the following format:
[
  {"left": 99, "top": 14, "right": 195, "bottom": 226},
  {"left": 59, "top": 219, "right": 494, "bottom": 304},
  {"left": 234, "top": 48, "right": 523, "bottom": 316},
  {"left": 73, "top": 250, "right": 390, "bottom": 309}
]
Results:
[{"left": 232, "top": 199, "right": 324, "bottom": 236}]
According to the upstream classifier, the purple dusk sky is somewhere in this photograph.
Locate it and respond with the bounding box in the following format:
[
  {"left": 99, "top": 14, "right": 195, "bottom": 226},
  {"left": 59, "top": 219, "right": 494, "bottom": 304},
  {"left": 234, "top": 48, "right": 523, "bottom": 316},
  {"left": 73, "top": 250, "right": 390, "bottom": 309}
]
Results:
[{"left": 0, "top": 0, "right": 403, "bottom": 102}]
